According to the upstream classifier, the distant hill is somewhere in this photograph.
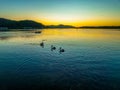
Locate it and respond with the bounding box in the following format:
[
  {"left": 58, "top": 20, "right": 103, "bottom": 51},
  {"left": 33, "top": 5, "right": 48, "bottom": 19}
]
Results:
[
  {"left": 45, "top": 24, "right": 75, "bottom": 28},
  {"left": 0, "top": 18, "right": 44, "bottom": 29},
  {"left": 0, "top": 18, "right": 120, "bottom": 30}
]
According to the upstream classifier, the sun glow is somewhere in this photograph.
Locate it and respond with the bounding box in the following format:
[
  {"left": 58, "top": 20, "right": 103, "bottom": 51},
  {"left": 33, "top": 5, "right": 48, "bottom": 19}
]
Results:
[
  {"left": 34, "top": 12, "right": 120, "bottom": 27},
  {"left": 36, "top": 17, "right": 120, "bottom": 27}
]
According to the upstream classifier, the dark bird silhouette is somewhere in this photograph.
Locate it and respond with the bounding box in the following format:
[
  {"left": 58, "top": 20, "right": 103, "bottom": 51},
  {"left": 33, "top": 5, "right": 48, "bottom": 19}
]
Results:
[
  {"left": 59, "top": 47, "right": 65, "bottom": 53},
  {"left": 40, "top": 41, "right": 44, "bottom": 48},
  {"left": 51, "top": 45, "right": 56, "bottom": 51}
]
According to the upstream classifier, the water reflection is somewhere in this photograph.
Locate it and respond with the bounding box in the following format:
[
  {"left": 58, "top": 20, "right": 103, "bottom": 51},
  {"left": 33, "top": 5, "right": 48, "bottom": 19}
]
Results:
[
  {"left": 0, "top": 29, "right": 120, "bottom": 90},
  {"left": 0, "top": 29, "right": 120, "bottom": 41}
]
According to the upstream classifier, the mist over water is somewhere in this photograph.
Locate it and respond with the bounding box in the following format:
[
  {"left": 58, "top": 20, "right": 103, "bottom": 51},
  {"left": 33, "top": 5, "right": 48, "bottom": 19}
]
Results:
[{"left": 0, "top": 29, "right": 120, "bottom": 90}]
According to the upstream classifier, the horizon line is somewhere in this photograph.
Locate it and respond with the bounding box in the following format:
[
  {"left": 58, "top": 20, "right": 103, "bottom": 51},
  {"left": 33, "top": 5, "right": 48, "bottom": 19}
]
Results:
[{"left": 0, "top": 17, "right": 120, "bottom": 27}]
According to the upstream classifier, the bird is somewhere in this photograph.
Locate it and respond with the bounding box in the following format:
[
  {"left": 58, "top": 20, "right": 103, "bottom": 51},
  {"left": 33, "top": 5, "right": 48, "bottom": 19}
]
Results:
[
  {"left": 51, "top": 45, "right": 56, "bottom": 51},
  {"left": 59, "top": 47, "right": 65, "bottom": 53},
  {"left": 40, "top": 40, "right": 44, "bottom": 48}
]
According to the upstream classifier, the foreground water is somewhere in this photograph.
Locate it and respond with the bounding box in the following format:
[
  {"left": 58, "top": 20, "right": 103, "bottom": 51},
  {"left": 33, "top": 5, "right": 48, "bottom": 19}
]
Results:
[{"left": 0, "top": 29, "right": 120, "bottom": 90}]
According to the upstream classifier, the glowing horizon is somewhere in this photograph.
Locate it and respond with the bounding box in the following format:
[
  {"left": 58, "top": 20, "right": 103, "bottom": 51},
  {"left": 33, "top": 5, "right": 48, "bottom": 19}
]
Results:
[{"left": 0, "top": 0, "right": 120, "bottom": 26}]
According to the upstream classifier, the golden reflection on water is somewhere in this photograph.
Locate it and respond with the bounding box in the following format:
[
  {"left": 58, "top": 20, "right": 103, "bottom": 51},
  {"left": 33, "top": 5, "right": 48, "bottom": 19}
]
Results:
[
  {"left": 0, "top": 29, "right": 120, "bottom": 43},
  {"left": 38, "top": 29, "right": 120, "bottom": 40}
]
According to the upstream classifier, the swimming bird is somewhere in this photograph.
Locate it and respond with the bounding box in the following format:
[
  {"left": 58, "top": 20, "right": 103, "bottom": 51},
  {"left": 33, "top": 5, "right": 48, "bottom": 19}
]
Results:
[
  {"left": 59, "top": 47, "right": 65, "bottom": 53},
  {"left": 40, "top": 41, "right": 44, "bottom": 48},
  {"left": 51, "top": 45, "right": 56, "bottom": 51}
]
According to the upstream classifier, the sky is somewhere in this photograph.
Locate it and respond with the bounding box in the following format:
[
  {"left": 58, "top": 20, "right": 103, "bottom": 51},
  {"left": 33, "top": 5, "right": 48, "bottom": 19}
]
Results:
[{"left": 0, "top": 0, "right": 120, "bottom": 26}]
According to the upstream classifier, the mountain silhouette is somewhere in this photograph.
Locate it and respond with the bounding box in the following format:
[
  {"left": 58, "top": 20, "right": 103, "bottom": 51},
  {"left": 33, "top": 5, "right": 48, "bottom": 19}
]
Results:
[
  {"left": 0, "top": 18, "right": 120, "bottom": 30},
  {"left": 46, "top": 24, "right": 75, "bottom": 28},
  {"left": 0, "top": 18, "right": 44, "bottom": 29}
]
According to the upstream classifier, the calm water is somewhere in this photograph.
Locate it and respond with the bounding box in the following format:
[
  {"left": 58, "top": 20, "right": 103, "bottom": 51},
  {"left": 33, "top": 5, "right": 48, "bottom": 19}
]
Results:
[{"left": 0, "top": 29, "right": 120, "bottom": 90}]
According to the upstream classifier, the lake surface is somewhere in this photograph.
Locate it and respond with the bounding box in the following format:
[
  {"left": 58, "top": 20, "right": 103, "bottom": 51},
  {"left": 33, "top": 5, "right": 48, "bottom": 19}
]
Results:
[{"left": 0, "top": 29, "right": 120, "bottom": 90}]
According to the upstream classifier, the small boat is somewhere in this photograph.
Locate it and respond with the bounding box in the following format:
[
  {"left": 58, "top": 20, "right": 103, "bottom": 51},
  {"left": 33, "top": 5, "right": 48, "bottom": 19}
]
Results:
[{"left": 35, "top": 31, "right": 41, "bottom": 34}]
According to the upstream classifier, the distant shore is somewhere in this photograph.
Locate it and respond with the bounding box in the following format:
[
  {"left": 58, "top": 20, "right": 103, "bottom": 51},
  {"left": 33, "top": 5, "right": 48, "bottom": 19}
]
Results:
[
  {"left": 0, "top": 18, "right": 120, "bottom": 30},
  {"left": 79, "top": 26, "right": 120, "bottom": 29}
]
